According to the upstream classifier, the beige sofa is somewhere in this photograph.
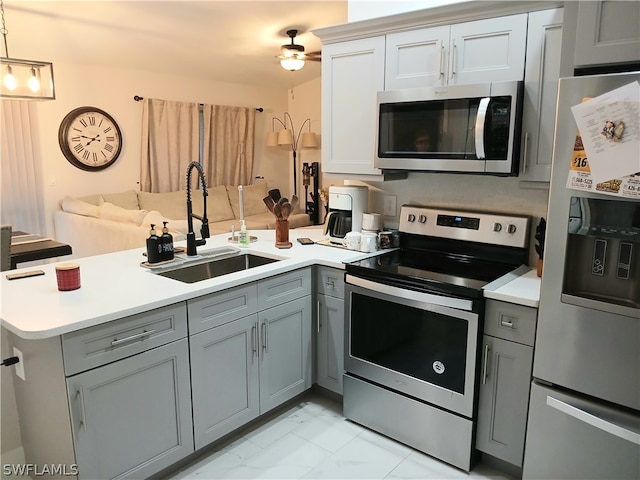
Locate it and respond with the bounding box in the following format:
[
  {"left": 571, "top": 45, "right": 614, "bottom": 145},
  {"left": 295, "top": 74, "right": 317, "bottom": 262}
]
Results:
[{"left": 53, "top": 183, "right": 311, "bottom": 259}]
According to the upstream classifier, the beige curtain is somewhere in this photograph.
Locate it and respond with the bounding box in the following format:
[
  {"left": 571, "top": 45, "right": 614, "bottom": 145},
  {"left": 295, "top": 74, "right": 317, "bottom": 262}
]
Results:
[
  {"left": 140, "top": 98, "right": 200, "bottom": 192},
  {"left": 202, "top": 105, "right": 255, "bottom": 187},
  {"left": 0, "top": 100, "right": 46, "bottom": 235}
]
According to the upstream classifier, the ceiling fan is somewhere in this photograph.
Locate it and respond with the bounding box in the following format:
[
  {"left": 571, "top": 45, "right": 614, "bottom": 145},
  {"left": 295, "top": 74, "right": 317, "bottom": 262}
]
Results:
[{"left": 278, "top": 29, "right": 321, "bottom": 71}]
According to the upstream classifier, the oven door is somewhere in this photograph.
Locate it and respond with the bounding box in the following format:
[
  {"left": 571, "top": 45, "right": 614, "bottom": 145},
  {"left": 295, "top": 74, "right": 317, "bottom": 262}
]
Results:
[{"left": 345, "top": 275, "right": 480, "bottom": 418}]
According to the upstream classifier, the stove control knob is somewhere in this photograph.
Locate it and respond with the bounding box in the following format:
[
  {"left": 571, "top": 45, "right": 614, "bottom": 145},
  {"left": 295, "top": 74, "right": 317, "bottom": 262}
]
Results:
[
  {"left": 418, "top": 215, "right": 427, "bottom": 223},
  {"left": 507, "top": 224, "right": 517, "bottom": 234},
  {"left": 408, "top": 214, "right": 416, "bottom": 222},
  {"left": 493, "top": 222, "right": 503, "bottom": 232}
]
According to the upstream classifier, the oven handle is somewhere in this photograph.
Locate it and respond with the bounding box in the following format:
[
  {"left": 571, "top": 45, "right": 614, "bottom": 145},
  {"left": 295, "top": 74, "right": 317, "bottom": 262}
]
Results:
[{"left": 346, "top": 274, "right": 474, "bottom": 312}]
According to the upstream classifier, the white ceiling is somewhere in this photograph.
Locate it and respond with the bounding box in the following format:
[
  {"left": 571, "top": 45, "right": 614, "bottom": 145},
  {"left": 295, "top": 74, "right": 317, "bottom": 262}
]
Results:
[{"left": 2, "top": 1, "right": 348, "bottom": 89}]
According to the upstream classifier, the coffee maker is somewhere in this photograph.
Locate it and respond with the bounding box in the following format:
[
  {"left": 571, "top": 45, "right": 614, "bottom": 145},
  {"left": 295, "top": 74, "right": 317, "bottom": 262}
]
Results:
[{"left": 323, "top": 185, "right": 368, "bottom": 244}]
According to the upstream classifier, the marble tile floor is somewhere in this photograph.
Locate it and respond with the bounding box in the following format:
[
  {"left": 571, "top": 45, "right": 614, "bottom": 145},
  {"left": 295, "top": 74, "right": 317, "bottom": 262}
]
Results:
[{"left": 166, "top": 391, "right": 516, "bottom": 480}]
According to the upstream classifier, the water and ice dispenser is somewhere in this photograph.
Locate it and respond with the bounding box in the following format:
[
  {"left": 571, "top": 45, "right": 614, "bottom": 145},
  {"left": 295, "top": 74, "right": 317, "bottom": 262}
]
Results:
[{"left": 562, "top": 196, "right": 640, "bottom": 316}]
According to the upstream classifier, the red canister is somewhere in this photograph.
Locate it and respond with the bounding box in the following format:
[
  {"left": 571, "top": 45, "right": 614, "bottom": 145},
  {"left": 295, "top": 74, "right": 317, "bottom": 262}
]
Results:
[{"left": 55, "top": 263, "right": 81, "bottom": 291}]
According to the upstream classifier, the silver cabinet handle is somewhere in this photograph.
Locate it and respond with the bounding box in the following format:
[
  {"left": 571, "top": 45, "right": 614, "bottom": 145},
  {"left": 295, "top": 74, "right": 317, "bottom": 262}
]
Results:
[
  {"left": 251, "top": 322, "right": 257, "bottom": 357},
  {"left": 325, "top": 279, "right": 335, "bottom": 289},
  {"left": 521, "top": 131, "right": 530, "bottom": 174},
  {"left": 482, "top": 343, "right": 490, "bottom": 385},
  {"left": 449, "top": 41, "right": 456, "bottom": 79},
  {"left": 76, "top": 387, "right": 88, "bottom": 432},
  {"left": 317, "top": 300, "right": 321, "bottom": 333},
  {"left": 547, "top": 396, "right": 640, "bottom": 445},
  {"left": 475, "top": 97, "right": 490, "bottom": 160},
  {"left": 261, "top": 321, "right": 268, "bottom": 354},
  {"left": 439, "top": 40, "right": 445, "bottom": 79},
  {"left": 111, "top": 329, "right": 155, "bottom": 347},
  {"left": 500, "top": 319, "right": 515, "bottom": 328}
]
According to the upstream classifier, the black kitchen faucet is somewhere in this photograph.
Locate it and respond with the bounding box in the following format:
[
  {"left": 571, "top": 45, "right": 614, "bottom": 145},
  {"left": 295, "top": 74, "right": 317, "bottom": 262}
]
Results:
[{"left": 186, "top": 161, "right": 210, "bottom": 256}]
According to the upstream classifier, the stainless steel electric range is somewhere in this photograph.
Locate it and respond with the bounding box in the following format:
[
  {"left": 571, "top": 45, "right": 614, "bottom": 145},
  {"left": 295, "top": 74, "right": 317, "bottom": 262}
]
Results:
[{"left": 343, "top": 205, "right": 530, "bottom": 471}]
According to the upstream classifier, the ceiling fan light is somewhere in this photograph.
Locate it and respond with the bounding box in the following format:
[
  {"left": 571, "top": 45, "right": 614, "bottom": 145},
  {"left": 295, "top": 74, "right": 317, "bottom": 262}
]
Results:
[{"left": 280, "top": 57, "right": 305, "bottom": 71}]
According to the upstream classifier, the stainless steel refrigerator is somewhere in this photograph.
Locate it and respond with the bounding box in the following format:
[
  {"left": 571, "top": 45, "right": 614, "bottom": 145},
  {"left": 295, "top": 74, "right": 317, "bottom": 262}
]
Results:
[{"left": 523, "top": 72, "right": 640, "bottom": 478}]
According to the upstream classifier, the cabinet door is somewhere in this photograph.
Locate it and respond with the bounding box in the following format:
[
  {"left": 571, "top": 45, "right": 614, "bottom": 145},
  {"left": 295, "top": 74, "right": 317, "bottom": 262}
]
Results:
[
  {"left": 574, "top": 1, "right": 640, "bottom": 67},
  {"left": 258, "top": 296, "right": 312, "bottom": 413},
  {"left": 476, "top": 335, "right": 533, "bottom": 467},
  {"left": 520, "top": 8, "right": 563, "bottom": 182},
  {"left": 316, "top": 294, "right": 344, "bottom": 394},
  {"left": 67, "top": 339, "right": 193, "bottom": 479},
  {"left": 385, "top": 26, "right": 450, "bottom": 89},
  {"left": 190, "top": 314, "right": 260, "bottom": 449},
  {"left": 450, "top": 14, "right": 527, "bottom": 85},
  {"left": 321, "top": 37, "right": 385, "bottom": 175}
]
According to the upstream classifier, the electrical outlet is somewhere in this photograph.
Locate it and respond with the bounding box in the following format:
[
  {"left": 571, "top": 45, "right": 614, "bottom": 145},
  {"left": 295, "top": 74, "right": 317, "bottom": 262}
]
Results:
[
  {"left": 13, "top": 347, "right": 25, "bottom": 381},
  {"left": 383, "top": 195, "right": 397, "bottom": 216}
]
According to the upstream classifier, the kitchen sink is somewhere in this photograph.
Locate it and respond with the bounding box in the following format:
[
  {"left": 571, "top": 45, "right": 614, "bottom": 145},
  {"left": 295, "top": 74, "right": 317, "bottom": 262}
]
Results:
[{"left": 158, "top": 254, "right": 280, "bottom": 283}]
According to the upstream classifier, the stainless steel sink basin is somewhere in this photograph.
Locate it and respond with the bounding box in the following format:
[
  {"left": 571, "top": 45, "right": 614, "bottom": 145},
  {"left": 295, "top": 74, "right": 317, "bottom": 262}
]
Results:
[{"left": 158, "top": 254, "right": 279, "bottom": 283}]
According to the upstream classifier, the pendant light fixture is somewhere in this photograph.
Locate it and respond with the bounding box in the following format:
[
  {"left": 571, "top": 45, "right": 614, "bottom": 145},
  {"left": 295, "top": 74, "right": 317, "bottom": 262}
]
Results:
[{"left": 0, "top": 0, "right": 55, "bottom": 100}]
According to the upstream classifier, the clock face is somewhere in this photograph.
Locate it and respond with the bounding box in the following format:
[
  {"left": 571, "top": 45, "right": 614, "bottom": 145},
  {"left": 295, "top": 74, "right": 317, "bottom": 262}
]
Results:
[{"left": 58, "top": 107, "right": 122, "bottom": 171}]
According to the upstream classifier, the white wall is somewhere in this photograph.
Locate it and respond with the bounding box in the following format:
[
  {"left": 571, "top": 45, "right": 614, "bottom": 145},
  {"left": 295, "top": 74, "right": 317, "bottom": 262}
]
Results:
[
  {"left": 348, "top": 0, "right": 469, "bottom": 22},
  {"left": 31, "top": 61, "right": 292, "bottom": 239}
]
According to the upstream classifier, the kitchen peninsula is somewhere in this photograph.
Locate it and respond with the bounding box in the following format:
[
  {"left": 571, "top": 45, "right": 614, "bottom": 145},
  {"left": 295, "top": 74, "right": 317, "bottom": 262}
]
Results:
[{"left": 1, "top": 227, "right": 540, "bottom": 479}]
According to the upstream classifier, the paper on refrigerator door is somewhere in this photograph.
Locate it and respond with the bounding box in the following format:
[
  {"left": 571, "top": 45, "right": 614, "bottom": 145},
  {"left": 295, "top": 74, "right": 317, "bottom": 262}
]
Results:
[{"left": 570, "top": 81, "right": 640, "bottom": 184}]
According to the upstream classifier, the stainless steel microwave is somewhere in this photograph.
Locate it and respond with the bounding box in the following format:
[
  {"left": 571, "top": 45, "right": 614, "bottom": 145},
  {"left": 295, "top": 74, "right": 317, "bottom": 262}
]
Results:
[{"left": 375, "top": 81, "right": 523, "bottom": 175}]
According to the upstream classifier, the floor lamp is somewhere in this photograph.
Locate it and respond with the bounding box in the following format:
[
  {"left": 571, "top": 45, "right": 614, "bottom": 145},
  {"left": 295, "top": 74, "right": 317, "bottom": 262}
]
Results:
[{"left": 266, "top": 112, "right": 318, "bottom": 196}]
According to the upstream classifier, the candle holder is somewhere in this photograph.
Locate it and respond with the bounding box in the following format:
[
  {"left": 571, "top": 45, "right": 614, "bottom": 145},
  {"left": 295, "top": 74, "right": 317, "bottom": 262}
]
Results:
[{"left": 275, "top": 219, "right": 292, "bottom": 249}]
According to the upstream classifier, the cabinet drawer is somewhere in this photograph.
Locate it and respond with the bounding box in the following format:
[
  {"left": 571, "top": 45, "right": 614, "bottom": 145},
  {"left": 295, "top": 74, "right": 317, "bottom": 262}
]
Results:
[
  {"left": 188, "top": 283, "right": 258, "bottom": 334},
  {"left": 484, "top": 300, "right": 537, "bottom": 346},
  {"left": 258, "top": 268, "right": 311, "bottom": 310},
  {"left": 62, "top": 302, "right": 188, "bottom": 376},
  {"left": 316, "top": 266, "right": 345, "bottom": 299}
]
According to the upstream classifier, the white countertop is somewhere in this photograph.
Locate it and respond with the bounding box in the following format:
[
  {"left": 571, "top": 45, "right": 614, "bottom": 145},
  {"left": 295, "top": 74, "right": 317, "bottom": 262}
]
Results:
[
  {"left": 483, "top": 267, "right": 541, "bottom": 308},
  {"left": 1, "top": 227, "right": 541, "bottom": 339}
]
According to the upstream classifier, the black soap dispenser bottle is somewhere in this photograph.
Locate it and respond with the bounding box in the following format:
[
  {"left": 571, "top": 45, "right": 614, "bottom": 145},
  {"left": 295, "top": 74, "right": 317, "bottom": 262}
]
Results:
[
  {"left": 146, "top": 224, "right": 162, "bottom": 264},
  {"left": 161, "top": 221, "right": 174, "bottom": 261}
]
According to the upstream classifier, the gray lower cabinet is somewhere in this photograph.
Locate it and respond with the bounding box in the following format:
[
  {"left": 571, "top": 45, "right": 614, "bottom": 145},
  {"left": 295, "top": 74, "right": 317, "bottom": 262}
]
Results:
[
  {"left": 8, "top": 302, "right": 193, "bottom": 480},
  {"left": 189, "top": 268, "right": 312, "bottom": 449},
  {"left": 315, "top": 266, "right": 345, "bottom": 395},
  {"left": 190, "top": 314, "right": 260, "bottom": 449},
  {"left": 476, "top": 299, "right": 537, "bottom": 467},
  {"left": 66, "top": 338, "right": 193, "bottom": 479}
]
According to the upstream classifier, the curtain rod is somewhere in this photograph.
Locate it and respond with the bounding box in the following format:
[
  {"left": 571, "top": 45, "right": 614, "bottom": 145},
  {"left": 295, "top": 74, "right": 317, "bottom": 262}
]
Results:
[{"left": 133, "top": 95, "right": 263, "bottom": 112}]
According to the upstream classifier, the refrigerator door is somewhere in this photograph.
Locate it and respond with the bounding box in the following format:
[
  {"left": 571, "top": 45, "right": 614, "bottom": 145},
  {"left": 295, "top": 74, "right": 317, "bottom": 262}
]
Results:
[
  {"left": 523, "top": 382, "right": 640, "bottom": 479},
  {"left": 535, "top": 72, "right": 640, "bottom": 411}
]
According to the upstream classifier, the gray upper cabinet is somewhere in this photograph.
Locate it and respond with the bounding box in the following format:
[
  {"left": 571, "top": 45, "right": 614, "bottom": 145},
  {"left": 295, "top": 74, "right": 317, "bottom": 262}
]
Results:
[
  {"left": 519, "top": 8, "right": 564, "bottom": 182},
  {"left": 574, "top": 1, "right": 640, "bottom": 68},
  {"left": 385, "top": 14, "right": 528, "bottom": 90},
  {"left": 321, "top": 36, "right": 386, "bottom": 176}
]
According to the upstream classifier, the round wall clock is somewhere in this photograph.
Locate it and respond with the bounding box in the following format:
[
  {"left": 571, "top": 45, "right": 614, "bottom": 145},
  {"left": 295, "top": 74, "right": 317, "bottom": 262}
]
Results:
[{"left": 58, "top": 106, "right": 123, "bottom": 171}]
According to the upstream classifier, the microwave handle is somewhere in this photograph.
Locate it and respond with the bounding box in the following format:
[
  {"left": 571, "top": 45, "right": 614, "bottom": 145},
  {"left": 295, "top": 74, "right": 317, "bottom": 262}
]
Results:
[{"left": 475, "top": 97, "right": 491, "bottom": 159}]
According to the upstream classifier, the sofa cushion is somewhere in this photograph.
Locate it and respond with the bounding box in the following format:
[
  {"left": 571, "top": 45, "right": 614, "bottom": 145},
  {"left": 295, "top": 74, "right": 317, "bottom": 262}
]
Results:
[
  {"left": 191, "top": 185, "right": 235, "bottom": 223},
  {"left": 138, "top": 190, "right": 187, "bottom": 220},
  {"left": 61, "top": 197, "right": 100, "bottom": 218},
  {"left": 101, "top": 190, "right": 140, "bottom": 210},
  {"left": 226, "top": 183, "right": 269, "bottom": 219},
  {"left": 99, "top": 202, "right": 147, "bottom": 226},
  {"left": 142, "top": 210, "right": 201, "bottom": 235}
]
